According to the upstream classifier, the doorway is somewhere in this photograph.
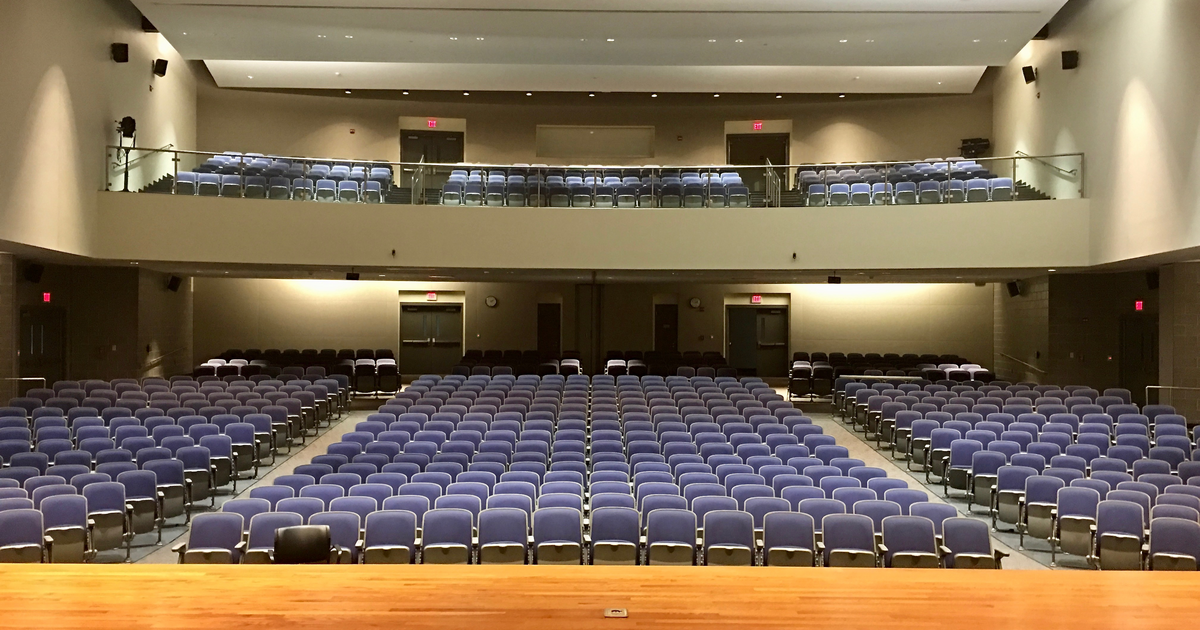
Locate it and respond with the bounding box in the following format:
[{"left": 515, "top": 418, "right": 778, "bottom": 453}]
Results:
[
  {"left": 20, "top": 305, "right": 66, "bottom": 384},
  {"left": 537, "top": 303, "right": 562, "bottom": 359},
  {"left": 1119, "top": 313, "right": 1158, "bottom": 406},
  {"left": 726, "top": 133, "right": 789, "bottom": 194},
  {"left": 654, "top": 304, "right": 679, "bottom": 353},
  {"left": 400, "top": 304, "right": 464, "bottom": 375},
  {"left": 726, "top": 306, "right": 789, "bottom": 378},
  {"left": 401, "top": 130, "right": 465, "bottom": 193}
]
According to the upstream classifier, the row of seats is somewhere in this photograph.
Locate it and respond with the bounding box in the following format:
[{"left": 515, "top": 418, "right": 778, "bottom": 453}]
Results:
[
  {"left": 441, "top": 182, "right": 751, "bottom": 208},
  {"left": 164, "top": 372, "right": 1005, "bottom": 567},
  {"left": 833, "top": 377, "right": 1200, "bottom": 569},
  {"left": 794, "top": 160, "right": 994, "bottom": 187},
  {"left": 174, "top": 173, "right": 385, "bottom": 203},
  {"left": 0, "top": 374, "right": 353, "bottom": 563},
  {"left": 192, "top": 153, "right": 392, "bottom": 184},
  {"left": 802, "top": 178, "right": 1014, "bottom": 206}
]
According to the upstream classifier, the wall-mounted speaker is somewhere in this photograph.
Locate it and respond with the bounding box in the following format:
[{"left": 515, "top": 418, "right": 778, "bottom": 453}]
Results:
[
  {"left": 1006, "top": 281, "right": 1022, "bottom": 298},
  {"left": 111, "top": 43, "right": 129, "bottom": 63},
  {"left": 1022, "top": 66, "right": 1038, "bottom": 84},
  {"left": 346, "top": 272, "right": 360, "bottom": 281},
  {"left": 152, "top": 59, "right": 169, "bottom": 77},
  {"left": 1062, "top": 50, "right": 1079, "bottom": 70},
  {"left": 23, "top": 263, "right": 44, "bottom": 284},
  {"left": 166, "top": 275, "right": 183, "bottom": 292},
  {"left": 1147, "top": 270, "right": 1160, "bottom": 290}
]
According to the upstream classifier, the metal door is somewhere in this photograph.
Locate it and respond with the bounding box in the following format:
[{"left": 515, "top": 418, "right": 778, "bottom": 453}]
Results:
[{"left": 400, "top": 304, "right": 463, "bottom": 374}]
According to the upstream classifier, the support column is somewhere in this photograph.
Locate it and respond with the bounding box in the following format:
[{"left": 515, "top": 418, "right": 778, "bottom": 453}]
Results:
[
  {"left": 0, "top": 254, "right": 17, "bottom": 401},
  {"left": 1159, "top": 263, "right": 1200, "bottom": 420}
]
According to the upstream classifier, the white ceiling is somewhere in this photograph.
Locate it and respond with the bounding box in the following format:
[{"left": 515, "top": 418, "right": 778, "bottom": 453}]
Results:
[{"left": 134, "top": 0, "right": 1068, "bottom": 93}]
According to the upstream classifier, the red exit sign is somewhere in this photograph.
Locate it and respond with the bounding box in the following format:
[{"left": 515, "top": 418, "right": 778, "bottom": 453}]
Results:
[
  {"left": 42, "top": 292, "right": 51, "bottom": 303},
  {"left": 1135, "top": 300, "right": 1144, "bottom": 311},
  {"left": 752, "top": 121, "right": 763, "bottom": 131},
  {"left": 426, "top": 292, "right": 438, "bottom": 302},
  {"left": 751, "top": 294, "right": 763, "bottom": 304},
  {"left": 427, "top": 119, "right": 438, "bottom": 128}
]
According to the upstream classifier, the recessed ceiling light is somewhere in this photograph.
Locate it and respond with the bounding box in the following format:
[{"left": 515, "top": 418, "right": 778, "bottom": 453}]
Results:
[
  {"left": 476, "top": 37, "right": 484, "bottom": 41},
  {"left": 838, "top": 93, "right": 845, "bottom": 98},
  {"left": 865, "top": 39, "right": 874, "bottom": 43},
  {"left": 317, "top": 35, "right": 326, "bottom": 38},
  {"left": 526, "top": 92, "right": 532, "bottom": 96},
  {"left": 463, "top": 91, "right": 470, "bottom": 95},
  {"left": 708, "top": 39, "right": 716, "bottom": 43},
  {"left": 345, "top": 90, "right": 352, "bottom": 94},
  {"left": 973, "top": 39, "right": 981, "bottom": 43},
  {"left": 345, "top": 35, "right": 353, "bottom": 39},
  {"left": 450, "top": 37, "right": 458, "bottom": 40},
  {"left": 182, "top": 32, "right": 187, "bottom": 35},
  {"left": 1048, "top": 269, "right": 1057, "bottom": 272},
  {"left": 839, "top": 39, "right": 848, "bottom": 43},
  {"left": 651, "top": 93, "right": 657, "bottom": 97},
  {"left": 402, "top": 90, "right": 409, "bottom": 95},
  {"left": 713, "top": 93, "right": 719, "bottom": 97},
  {"left": 589, "top": 92, "right": 595, "bottom": 97},
  {"left": 580, "top": 38, "right": 586, "bottom": 42},
  {"left": 606, "top": 38, "right": 615, "bottom": 42},
  {"left": 775, "top": 93, "right": 782, "bottom": 98},
  {"left": 378, "top": 274, "right": 385, "bottom": 278},
  {"left": 734, "top": 39, "right": 743, "bottom": 43}
]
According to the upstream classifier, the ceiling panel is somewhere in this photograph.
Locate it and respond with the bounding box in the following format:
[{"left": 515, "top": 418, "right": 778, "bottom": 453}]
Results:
[{"left": 133, "top": 0, "right": 1067, "bottom": 92}]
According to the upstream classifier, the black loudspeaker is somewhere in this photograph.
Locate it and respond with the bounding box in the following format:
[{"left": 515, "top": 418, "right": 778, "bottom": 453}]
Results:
[
  {"left": 1147, "top": 270, "right": 1160, "bottom": 290},
  {"left": 1062, "top": 50, "right": 1079, "bottom": 70},
  {"left": 111, "top": 43, "right": 129, "bottom": 63},
  {"left": 346, "top": 272, "right": 360, "bottom": 281},
  {"left": 1022, "top": 66, "right": 1037, "bottom": 84},
  {"left": 167, "top": 276, "right": 183, "bottom": 292},
  {"left": 1006, "top": 281, "right": 1022, "bottom": 297},
  {"left": 827, "top": 276, "right": 842, "bottom": 285},
  {"left": 23, "top": 264, "right": 44, "bottom": 284},
  {"left": 152, "top": 59, "right": 169, "bottom": 77}
]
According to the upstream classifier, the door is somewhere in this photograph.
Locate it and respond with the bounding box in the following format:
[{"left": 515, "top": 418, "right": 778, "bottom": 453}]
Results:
[
  {"left": 1119, "top": 313, "right": 1158, "bottom": 406},
  {"left": 402, "top": 130, "right": 464, "bottom": 193},
  {"left": 537, "top": 303, "right": 562, "bottom": 359},
  {"left": 726, "top": 306, "right": 789, "bottom": 378},
  {"left": 654, "top": 304, "right": 679, "bottom": 353},
  {"left": 726, "top": 133, "right": 789, "bottom": 194},
  {"left": 20, "top": 305, "right": 66, "bottom": 385},
  {"left": 400, "top": 304, "right": 463, "bottom": 375}
]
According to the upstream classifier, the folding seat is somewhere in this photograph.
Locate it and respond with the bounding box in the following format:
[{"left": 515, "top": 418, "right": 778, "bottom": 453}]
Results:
[
  {"left": 821, "top": 513, "right": 877, "bottom": 567},
  {"left": 1053, "top": 486, "right": 1101, "bottom": 565},
  {"left": 644, "top": 508, "right": 696, "bottom": 566},
  {"left": 880, "top": 515, "right": 940, "bottom": 568},
  {"left": 990, "top": 177, "right": 1014, "bottom": 201},
  {"left": 698, "top": 510, "right": 753, "bottom": 566},
  {"left": 932, "top": 516, "right": 1005, "bottom": 569},
  {"left": 0, "top": 509, "right": 48, "bottom": 563},
  {"left": 1148, "top": 517, "right": 1200, "bottom": 570},
  {"left": 82, "top": 481, "right": 131, "bottom": 558}
]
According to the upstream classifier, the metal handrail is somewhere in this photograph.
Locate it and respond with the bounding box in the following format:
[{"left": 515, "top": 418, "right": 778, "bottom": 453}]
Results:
[
  {"left": 764, "top": 158, "right": 781, "bottom": 207},
  {"left": 104, "top": 145, "right": 1084, "bottom": 174},
  {"left": 997, "top": 353, "right": 1047, "bottom": 375},
  {"left": 1145, "top": 385, "right": 1200, "bottom": 405},
  {"left": 1015, "top": 151, "right": 1079, "bottom": 177},
  {"left": 2, "top": 377, "right": 47, "bottom": 391},
  {"left": 111, "top": 143, "right": 175, "bottom": 171}
]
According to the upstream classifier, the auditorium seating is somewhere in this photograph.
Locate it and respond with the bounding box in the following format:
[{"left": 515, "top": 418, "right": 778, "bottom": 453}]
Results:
[
  {"left": 0, "top": 376, "right": 349, "bottom": 562},
  {"left": 794, "top": 160, "right": 1014, "bottom": 205},
  {"left": 440, "top": 168, "right": 749, "bottom": 208},
  {"left": 176, "top": 153, "right": 393, "bottom": 203},
  {"left": 789, "top": 352, "right": 989, "bottom": 400},
  {"left": 162, "top": 372, "right": 1007, "bottom": 568},
  {"left": 198, "top": 348, "right": 390, "bottom": 397},
  {"left": 831, "top": 376, "right": 1200, "bottom": 569},
  {"left": 454, "top": 350, "right": 730, "bottom": 378}
]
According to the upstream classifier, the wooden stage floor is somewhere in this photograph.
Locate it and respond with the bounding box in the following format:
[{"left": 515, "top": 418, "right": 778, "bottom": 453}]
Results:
[{"left": 4, "top": 565, "right": 1199, "bottom": 629}]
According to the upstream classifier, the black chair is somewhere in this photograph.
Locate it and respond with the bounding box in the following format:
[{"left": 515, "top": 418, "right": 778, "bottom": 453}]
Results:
[{"left": 273, "top": 525, "right": 333, "bottom": 564}]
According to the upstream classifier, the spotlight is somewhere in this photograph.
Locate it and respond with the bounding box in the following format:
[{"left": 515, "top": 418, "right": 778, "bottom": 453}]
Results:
[
  {"left": 118, "top": 116, "right": 137, "bottom": 139},
  {"left": 346, "top": 272, "right": 361, "bottom": 281},
  {"left": 152, "top": 59, "right": 169, "bottom": 77},
  {"left": 827, "top": 275, "right": 842, "bottom": 285},
  {"left": 1022, "top": 66, "right": 1037, "bottom": 84}
]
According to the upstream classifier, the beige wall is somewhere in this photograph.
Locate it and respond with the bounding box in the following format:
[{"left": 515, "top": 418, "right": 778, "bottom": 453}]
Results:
[
  {"left": 137, "top": 271, "right": 194, "bottom": 378},
  {"left": 0, "top": 0, "right": 197, "bottom": 257},
  {"left": 993, "top": 0, "right": 1200, "bottom": 265},
  {"left": 196, "top": 83, "right": 992, "bottom": 166},
  {"left": 94, "top": 193, "right": 1092, "bottom": 272},
  {"left": 993, "top": 276, "right": 1050, "bottom": 384},
  {"left": 194, "top": 278, "right": 994, "bottom": 372}
]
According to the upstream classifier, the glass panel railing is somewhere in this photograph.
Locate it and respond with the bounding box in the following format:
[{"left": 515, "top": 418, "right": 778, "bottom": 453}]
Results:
[{"left": 104, "top": 146, "right": 1083, "bottom": 209}]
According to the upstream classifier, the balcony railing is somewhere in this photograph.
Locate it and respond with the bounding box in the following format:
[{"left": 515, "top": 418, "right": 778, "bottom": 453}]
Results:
[{"left": 105, "top": 145, "right": 1084, "bottom": 209}]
